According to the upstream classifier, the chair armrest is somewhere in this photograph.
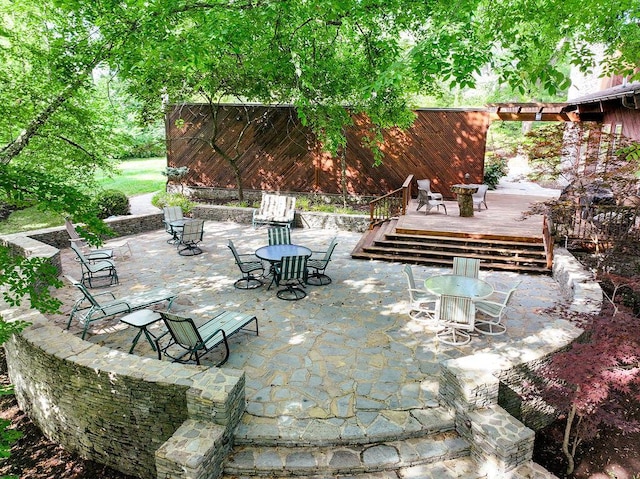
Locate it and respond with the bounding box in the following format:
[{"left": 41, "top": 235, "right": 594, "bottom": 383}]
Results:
[{"left": 93, "top": 290, "right": 117, "bottom": 300}]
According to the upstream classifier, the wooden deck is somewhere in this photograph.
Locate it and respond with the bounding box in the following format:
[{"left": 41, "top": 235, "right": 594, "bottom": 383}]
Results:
[{"left": 398, "top": 190, "right": 556, "bottom": 242}]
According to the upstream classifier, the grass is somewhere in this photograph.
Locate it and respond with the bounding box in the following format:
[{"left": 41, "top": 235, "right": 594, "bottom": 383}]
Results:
[
  {"left": 96, "top": 157, "right": 166, "bottom": 196},
  {"left": 0, "top": 157, "right": 167, "bottom": 234}
]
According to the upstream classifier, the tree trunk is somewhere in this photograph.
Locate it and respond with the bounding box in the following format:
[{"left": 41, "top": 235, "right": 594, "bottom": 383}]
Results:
[{"left": 562, "top": 403, "right": 577, "bottom": 475}]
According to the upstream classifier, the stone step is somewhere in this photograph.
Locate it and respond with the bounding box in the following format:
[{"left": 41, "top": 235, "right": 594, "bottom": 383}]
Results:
[
  {"left": 233, "top": 408, "right": 455, "bottom": 447},
  {"left": 221, "top": 456, "right": 483, "bottom": 478},
  {"left": 223, "top": 432, "right": 472, "bottom": 477}
]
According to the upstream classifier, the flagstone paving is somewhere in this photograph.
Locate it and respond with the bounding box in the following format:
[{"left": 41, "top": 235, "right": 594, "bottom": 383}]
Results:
[{"left": 50, "top": 221, "right": 571, "bottom": 423}]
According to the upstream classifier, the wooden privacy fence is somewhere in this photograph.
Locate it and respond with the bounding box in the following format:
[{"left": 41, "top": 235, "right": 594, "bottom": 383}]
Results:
[
  {"left": 547, "top": 202, "right": 640, "bottom": 250},
  {"left": 165, "top": 104, "right": 489, "bottom": 199}
]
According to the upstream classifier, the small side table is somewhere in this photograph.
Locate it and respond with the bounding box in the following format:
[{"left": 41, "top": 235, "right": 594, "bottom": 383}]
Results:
[
  {"left": 120, "top": 309, "right": 162, "bottom": 354},
  {"left": 451, "top": 184, "right": 479, "bottom": 217}
]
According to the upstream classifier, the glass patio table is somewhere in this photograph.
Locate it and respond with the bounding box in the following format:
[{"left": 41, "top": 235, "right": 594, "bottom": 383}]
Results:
[{"left": 424, "top": 274, "right": 493, "bottom": 300}]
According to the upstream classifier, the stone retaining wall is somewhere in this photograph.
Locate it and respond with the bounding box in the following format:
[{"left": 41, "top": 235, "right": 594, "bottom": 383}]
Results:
[
  {"left": 193, "top": 204, "right": 370, "bottom": 233},
  {"left": 3, "top": 309, "right": 245, "bottom": 479}
]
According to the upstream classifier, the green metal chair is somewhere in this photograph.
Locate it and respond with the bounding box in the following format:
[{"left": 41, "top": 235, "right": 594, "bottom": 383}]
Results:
[
  {"left": 228, "top": 240, "right": 264, "bottom": 289},
  {"left": 306, "top": 237, "right": 338, "bottom": 285},
  {"left": 70, "top": 242, "right": 119, "bottom": 288},
  {"left": 176, "top": 219, "right": 204, "bottom": 256},
  {"left": 155, "top": 311, "right": 258, "bottom": 366},
  {"left": 268, "top": 226, "right": 291, "bottom": 245},
  {"left": 274, "top": 255, "right": 308, "bottom": 300},
  {"left": 65, "top": 276, "right": 176, "bottom": 340}
]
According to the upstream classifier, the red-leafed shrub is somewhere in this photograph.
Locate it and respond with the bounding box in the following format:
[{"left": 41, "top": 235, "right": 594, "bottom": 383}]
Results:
[{"left": 535, "top": 299, "right": 640, "bottom": 475}]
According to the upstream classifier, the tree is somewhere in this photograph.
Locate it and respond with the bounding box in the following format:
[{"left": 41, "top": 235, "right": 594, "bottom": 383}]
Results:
[{"left": 535, "top": 300, "right": 640, "bottom": 475}]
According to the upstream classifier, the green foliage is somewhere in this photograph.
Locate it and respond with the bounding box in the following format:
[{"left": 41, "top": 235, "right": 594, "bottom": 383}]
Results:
[
  {"left": 93, "top": 189, "right": 130, "bottom": 219},
  {"left": 151, "top": 191, "right": 195, "bottom": 216},
  {"left": 483, "top": 157, "right": 508, "bottom": 189}
]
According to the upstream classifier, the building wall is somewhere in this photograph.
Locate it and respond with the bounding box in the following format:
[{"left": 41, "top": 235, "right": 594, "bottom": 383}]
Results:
[{"left": 165, "top": 104, "right": 490, "bottom": 200}]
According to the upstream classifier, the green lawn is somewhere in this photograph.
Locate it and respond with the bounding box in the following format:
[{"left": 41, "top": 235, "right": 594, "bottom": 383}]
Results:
[{"left": 0, "top": 157, "right": 167, "bottom": 234}]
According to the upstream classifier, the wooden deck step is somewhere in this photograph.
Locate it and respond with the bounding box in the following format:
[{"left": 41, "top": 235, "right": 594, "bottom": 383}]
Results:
[
  {"left": 351, "top": 251, "right": 550, "bottom": 274},
  {"left": 351, "top": 219, "right": 551, "bottom": 274},
  {"left": 362, "top": 245, "right": 548, "bottom": 266}
]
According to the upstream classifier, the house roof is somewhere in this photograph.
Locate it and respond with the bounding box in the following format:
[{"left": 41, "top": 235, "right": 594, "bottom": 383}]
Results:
[{"left": 566, "top": 81, "right": 640, "bottom": 106}]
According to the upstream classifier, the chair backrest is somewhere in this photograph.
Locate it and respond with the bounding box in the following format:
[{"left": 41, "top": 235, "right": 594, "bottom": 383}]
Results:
[
  {"left": 65, "top": 218, "right": 82, "bottom": 241},
  {"left": 70, "top": 241, "right": 90, "bottom": 264},
  {"left": 500, "top": 280, "right": 522, "bottom": 307},
  {"left": 416, "top": 179, "right": 432, "bottom": 192},
  {"left": 403, "top": 264, "right": 417, "bottom": 291},
  {"left": 472, "top": 184, "right": 488, "bottom": 200},
  {"left": 227, "top": 240, "right": 242, "bottom": 263},
  {"left": 163, "top": 206, "right": 184, "bottom": 223},
  {"left": 279, "top": 255, "right": 308, "bottom": 281},
  {"left": 322, "top": 237, "right": 338, "bottom": 262},
  {"left": 66, "top": 275, "right": 102, "bottom": 307},
  {"left": 268, "top": 227, "right": 291, "bottom": 245},
  {"left": 452, "top": 257, "right": 480, "bottom": 278},
  {"left": 181, "top": 219, "right": 204, "bottom": 242},
  {"left": 438, "top": 294, "right": 475, "bottom": 330},
  {"left": 160, "top": 311, "right": 202, "bottom": 349}
]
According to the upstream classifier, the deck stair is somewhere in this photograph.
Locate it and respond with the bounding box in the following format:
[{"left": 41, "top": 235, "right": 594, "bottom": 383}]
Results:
[{"left": 351, "top": 219, "right": 550, "bottom": 274}]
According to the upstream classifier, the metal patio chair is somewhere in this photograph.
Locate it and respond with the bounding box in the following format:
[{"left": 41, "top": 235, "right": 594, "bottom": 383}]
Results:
[
  {"left": 65, "top": 275, "right": 176, "bottom": 340},
  {"left": 306, "top": 237, "right": 338, "bottom": 285},
  {"left": 274, "top": 255, "right": 308, "bottom": 300},
  {"left": 228, "top": 240, "right": 264, "bottom": 289},
  {"left": 70, "top": 242, "right": 119, "bottom": 288},
  {"left": 474, "top": 280, "right": 522, "bottom": 335},
  {"left": 435, "top": 294, "right": 476, "bottom": 346},
  {"left": 155, "top": 310, "right": 258, "bottom": 366},
  {"left": 176, "top": 219, "right": 204, "bottom": 256},
  {"left": 402, "top": 264, "right": 437, "bottom": 320}
]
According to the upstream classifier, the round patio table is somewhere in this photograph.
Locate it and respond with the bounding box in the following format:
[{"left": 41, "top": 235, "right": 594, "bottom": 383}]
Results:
[
  {"left": 255, "top": 244, "right": 312, "bottom": 290},
  {"left": 424, "top": 274, "right": 493, "bottom": 300},
  {"left": 255, "top": 244, "right": 312, "bottom": 262}
]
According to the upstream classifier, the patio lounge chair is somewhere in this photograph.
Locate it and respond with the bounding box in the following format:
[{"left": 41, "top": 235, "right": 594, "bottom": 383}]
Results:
[
  {"left": 416, "top": 179, "right": 447, "bottom": 215},
  {"left": 155, "top": 310, "right": 259, "bottom": 366},
  {"left": 474, "top": 280, "right": 521, "bottom": 335},
  {"left": 65, "top": 218, "right": 132, "bottom": 260},
  {"left": 252, "top": 193, "right": 296, "bottom": 229},
  {"left": 70, "top": 242, "right": 119, "bottom": 288},
  {"left": 268, "top": 226, "right": 291, "bottom": 245},
  {"left": 402, "top": 264, "right": 437, "bottom": 320},
  {"left": 65, "top": 275, "right": 177, "bottom": 339},
  {"left": 472, "top": 184, "right": 489, "bottom": 211},
  {"left": 176, "top": 219, "right": 204, "bottom": 256},
  {"left": 274, "top": 255, "right": 308, "bottom": 300},
  {"left": 306, "top": 237, "right": 338, "bottom": 285},
  {"left": 452, "top": 257, "right": 480, "bottom": 278},
  {"left": 435, "top": 294, "right": 475, "bottom": 345},
  {"left": 228, "top": 240, "right": 264, "bottom": 289}
]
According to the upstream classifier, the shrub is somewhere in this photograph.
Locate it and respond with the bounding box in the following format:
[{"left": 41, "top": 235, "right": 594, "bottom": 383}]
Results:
[
  {"left": 151, "top": 191, "right": 195, "bottom": 216},
  {"left": 483, "top": 156, "right": 507, "bottom": 189},
  {"left": 94, "top": 189, "right": 130, "bottom": 219}
]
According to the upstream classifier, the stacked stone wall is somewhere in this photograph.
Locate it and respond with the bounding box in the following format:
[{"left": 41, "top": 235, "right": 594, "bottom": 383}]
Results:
[{"left": 3, "top": 309, "right": 245, "bottom": 479}]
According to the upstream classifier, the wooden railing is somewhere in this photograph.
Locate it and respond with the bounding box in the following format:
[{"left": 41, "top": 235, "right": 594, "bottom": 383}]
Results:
[
  {"left": 542, "top": 215, "right": 554, "bottom": 269},
  {"left": 369, "top": 175, "right": 414, "bottom": 229}
]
